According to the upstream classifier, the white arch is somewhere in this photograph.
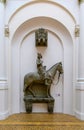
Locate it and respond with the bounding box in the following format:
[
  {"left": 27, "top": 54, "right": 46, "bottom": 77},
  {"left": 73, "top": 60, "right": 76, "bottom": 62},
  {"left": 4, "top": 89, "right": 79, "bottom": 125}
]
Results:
[
  {"left": 8, "top": 15, "right": 74, "bottom": 114},
  {"left": 8, "top": 1, "right": 76, "bottom": 41},
  {"left": 5, "top": 0, "right": 78, "bottom": 116},
  {"left": 8, "top": 1, "right": 76, "bottom": 24},
  {"left": 11, "top": 16, "right": 74, "bottom": 46}
]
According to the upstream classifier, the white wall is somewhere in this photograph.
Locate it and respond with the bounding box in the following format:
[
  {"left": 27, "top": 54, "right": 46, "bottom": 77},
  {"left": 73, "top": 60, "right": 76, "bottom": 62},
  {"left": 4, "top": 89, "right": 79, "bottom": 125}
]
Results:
[
  {"left": 0, "top": 2, "right": 9, "bottom": 120},
  {"left": 0, "top": 0, "right": 80, "bottom": 120},
  {"left": 10, "top": 16, "right": 73, "bottom": 115},
  {"left": 20, "top": 31, "right": 63, "bottom": 113}
]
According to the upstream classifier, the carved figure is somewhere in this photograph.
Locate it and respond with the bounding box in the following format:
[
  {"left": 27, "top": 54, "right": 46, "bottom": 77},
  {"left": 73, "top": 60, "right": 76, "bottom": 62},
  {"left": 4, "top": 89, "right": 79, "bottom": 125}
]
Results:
[
  {"left": 36, "top": 53, "right": 45, "bottom": 77},
  {"left": 23, "top": 53, "right": 63, "bottom": 113},
  {"left": 35, "top": 28, "right": 47, "bottom": 46},
  {"left": 23, "top": 62, "right": 63, "bottom": 97},
  {"left": 36, "top": 53, "right": 53, "bottom": 86},
  {"left": 23, "top": 59, "right": 63, "bottom": 113}
]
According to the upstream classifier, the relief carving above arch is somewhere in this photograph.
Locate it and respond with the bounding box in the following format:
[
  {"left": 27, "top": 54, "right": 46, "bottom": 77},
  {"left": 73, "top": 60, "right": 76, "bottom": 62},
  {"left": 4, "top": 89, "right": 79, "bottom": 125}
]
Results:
[
  {"left": 79, "top": 0, "right": 84, "bottom": 4},
  {"left": 0, "top": 0, "right": 6, "bottom": 3}
]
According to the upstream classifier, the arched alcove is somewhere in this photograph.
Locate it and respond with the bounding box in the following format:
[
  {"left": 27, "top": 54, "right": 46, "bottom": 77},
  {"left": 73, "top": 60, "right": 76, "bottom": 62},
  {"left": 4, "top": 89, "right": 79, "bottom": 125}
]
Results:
[
  {"left": 8, "top": 1, "right": 76, "bottom": 40},
  {"left": 4, "top": 0, "right": 78, "bottom": 117},
  {"left": 9, "top": 16, "right": 73, "bottom": 115},
  {"left": 20, "top": 30, "right": 63, "bottom": 113}
]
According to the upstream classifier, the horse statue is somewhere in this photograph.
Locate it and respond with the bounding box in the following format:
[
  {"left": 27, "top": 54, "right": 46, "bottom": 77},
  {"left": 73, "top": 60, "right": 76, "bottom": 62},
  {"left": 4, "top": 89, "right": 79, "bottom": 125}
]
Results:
[{"left": 23, "top": 62, "right": 63, "bottom": 97}]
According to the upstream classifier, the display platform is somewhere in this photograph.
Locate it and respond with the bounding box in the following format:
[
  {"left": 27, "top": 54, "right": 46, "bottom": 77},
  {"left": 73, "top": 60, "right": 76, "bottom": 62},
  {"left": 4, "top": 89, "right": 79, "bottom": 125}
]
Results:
[{"left": 0, "top": 113, "right": 84, "bottom": 130}]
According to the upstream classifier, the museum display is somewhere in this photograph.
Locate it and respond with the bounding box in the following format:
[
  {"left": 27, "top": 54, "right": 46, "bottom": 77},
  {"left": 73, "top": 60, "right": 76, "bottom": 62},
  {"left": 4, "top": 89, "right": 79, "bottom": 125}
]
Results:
[{"left": 23, "top": 53, "right": 63, "bottom": 113}]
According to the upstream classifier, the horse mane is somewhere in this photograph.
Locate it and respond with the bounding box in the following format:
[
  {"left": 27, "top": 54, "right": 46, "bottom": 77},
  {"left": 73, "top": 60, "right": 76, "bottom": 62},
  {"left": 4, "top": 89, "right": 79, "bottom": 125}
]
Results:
[{"left": 46, "top": 62, "right": 62, "bottom": 78}]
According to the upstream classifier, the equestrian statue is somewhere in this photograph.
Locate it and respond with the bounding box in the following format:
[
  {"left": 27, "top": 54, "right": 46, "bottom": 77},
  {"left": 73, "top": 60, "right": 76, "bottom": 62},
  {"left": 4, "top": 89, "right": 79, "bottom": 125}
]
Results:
[{"left": 23, "top": 53, "right": 63, "bottom": 113}]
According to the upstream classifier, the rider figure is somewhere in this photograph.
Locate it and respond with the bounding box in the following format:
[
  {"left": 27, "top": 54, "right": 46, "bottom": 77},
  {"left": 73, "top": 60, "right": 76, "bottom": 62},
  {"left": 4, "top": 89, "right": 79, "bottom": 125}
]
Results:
[
  {"left": 45, "top": 72, "right": 53, "bottom": 86},
  {"left": 36, "top": 53, "right": 46, "bottom": 79},
  {"left": 36, "top": 53, "right": 52, "bottom": 85}
]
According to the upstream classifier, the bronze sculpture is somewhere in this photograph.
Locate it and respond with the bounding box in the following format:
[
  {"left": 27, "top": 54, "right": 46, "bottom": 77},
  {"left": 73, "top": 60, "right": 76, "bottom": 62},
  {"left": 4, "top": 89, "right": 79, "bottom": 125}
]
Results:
[{"left": 23, "top": 53, "right": 63, "bottom": 113}]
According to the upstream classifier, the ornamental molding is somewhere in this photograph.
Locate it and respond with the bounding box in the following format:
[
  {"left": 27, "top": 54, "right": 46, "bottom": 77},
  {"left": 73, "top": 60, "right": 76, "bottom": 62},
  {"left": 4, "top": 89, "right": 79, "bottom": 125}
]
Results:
[
  {"left": 75, "top": 25, "right": 80, "bottom": 37},
  {"left": 0, "top": 0, "right": 6, "bottom": 3},
  {"left": 4, "top": 25, "right": 9, "bottom": 37},
  {"left": 79, "top": 0, "right": 84, "bottom": 4}
]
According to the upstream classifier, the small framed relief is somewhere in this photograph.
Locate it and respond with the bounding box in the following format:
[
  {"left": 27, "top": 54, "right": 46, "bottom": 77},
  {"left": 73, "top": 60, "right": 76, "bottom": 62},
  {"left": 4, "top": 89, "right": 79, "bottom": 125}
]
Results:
[{"left": 35, "top": 28, "right": 47, "bottom": 47}]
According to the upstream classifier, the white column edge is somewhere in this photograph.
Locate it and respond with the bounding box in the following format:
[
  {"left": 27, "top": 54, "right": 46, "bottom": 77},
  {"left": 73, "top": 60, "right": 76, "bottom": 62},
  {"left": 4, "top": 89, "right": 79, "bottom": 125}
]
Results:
[
  {"left": 75, "top": 109, "right": 84, "bottom": 120},
  {"left": 0, "top": 111, "right": 9, "bottom": 120}
]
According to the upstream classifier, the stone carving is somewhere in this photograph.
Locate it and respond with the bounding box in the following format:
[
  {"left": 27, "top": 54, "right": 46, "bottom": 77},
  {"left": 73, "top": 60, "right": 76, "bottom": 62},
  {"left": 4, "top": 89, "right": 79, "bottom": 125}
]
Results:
[
  {"left": 0, "top": 0, "right": 6, "bottom": 3},
  {"left": 75, "top": 25, "right": 80, "bottom": 37},
  {"left": 23, "top": 53, "right": 63, "bottom": 113},
  {"left": 5, "top": 25, "right": 9, "bottom": 37},
  {"left": 36, "top": 53, "right": 53, "bottom": 87},
  {"left": 35, "top": 28, "right": 47, "bottom": 46},
  {"left": 79, "top": 0, "right": 84, "bottom": 4}
]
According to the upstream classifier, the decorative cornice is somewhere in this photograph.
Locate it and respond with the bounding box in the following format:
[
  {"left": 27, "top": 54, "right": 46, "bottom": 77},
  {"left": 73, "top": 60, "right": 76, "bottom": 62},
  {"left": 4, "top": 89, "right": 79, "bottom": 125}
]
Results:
[
  {"left": 5, "top": 25, "right": 9, "bottom": 37},
  {"left": 75, "top": 25, "right": 80, "bottom": 37},
  {"left": 0, "top": 0, "right": 6, "bottom": 3},
  {"left": 79, "top": 0, "right": 84, "bottom": 4}
]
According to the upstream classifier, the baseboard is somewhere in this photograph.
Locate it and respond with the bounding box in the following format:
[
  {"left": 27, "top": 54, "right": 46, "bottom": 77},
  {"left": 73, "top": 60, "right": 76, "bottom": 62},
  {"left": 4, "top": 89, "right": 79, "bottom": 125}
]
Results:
[
  {"left": 0, "top": 111, "right": 9, "bottom": 120},
  {"left": 75, "top": 110, "right": 84, "bottom": 120}
]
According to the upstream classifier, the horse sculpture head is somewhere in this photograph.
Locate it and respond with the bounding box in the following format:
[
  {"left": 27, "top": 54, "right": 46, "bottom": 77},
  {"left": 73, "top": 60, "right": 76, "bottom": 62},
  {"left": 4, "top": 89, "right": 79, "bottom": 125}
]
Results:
[
  {"left": 46, "top": 62, "right": 63, "bottom": 85},
  {"left": 55, "top": 62, "right": 63, "bottom": 84},
  {"left": 47, "top": 62, "right": 63, "bottom": 77},
  {"left": 56, "top": 62, "right": 63, "bottom": 75}
]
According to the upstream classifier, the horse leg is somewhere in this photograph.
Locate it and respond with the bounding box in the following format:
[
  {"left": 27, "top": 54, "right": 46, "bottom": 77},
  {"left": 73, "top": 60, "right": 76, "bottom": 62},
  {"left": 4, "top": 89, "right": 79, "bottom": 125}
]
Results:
[
  {"left": 24, "top": 83, "right": 35, "bottom": 97},
  {"left": 47, "top": 85, "right": 51, "bottom": 97},
  {"left": 28, "top": 84, "right": 36, "bottom": 97},
  {"left": 28, "top": 88, "right": 35, "bottom": 97}
]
